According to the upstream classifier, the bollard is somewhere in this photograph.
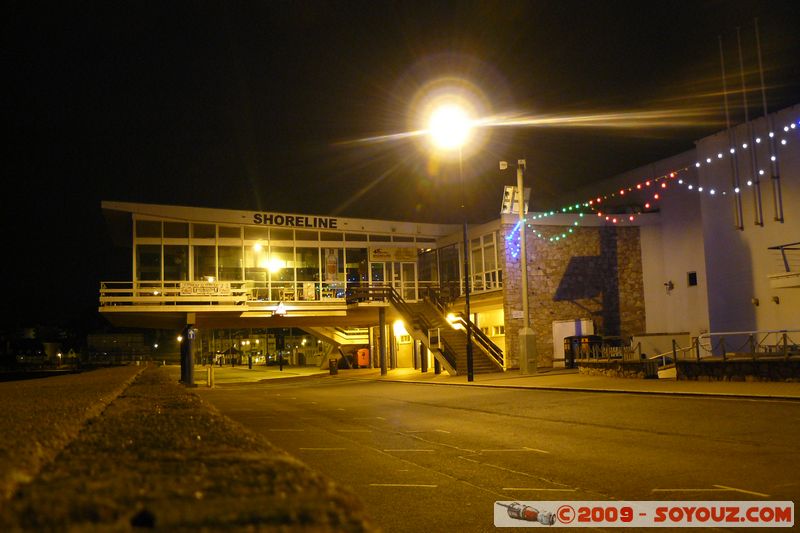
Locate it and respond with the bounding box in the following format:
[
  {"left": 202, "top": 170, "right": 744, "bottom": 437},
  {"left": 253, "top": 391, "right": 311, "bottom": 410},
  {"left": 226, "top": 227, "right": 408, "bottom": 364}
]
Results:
[
  {"left": 207, "top": 366, "right": 215, "bottom": 388},
  {"left": 329, "top": 358, "right": 338, "bottom": 375}
]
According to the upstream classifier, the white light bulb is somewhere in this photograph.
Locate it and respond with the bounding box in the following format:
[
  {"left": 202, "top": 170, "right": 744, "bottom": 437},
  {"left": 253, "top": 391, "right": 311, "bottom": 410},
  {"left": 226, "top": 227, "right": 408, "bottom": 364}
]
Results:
[
  {"left": 771, "top": 155, "right": 776, "bottom": 162},
  {"left": 706, "top": 157, "right": 712, "bottom": 163},
  {"left": 756, "top": 137, "right": 761, "bottom": 143},
  {"left": 730, "top": 148, "right": 735, "bottom": 154},
  {"left": 784, "top": 126, "right": 790, "bottom": 132},
  {"left": 695, "top": 162, "right": 701, "bottom": 168},
  {"left": 781, "top": 139, "right": 787, "bottom": 145},
  {"left": 710, "top": 189, "right": 716, "bottom": 195},
  {"left": 698, "top": 186, "right": 704, "bottom": 192},
  {"left": 759, "top": 169, "right": 765, "bottom": 175},
  {"left": 688, "top": 185, "right": 693, "bottom": 190},
  {"left": 678, "top": 179, "right": 684, "bottom": 184},
  {"left": 769, "top": 132, "right": 775, "bottom": 138},
  {"left": 734, "top": 187, "right": 740, "bottom": 193},
  {"left": 747, "top": 180, "right": 753, "bottom": 186},
  {"left": 742, "top": 143, "right": 748, "bottom": 149},
  {"left": 717, "top": 153, "right": 723, "bottom": 158}
]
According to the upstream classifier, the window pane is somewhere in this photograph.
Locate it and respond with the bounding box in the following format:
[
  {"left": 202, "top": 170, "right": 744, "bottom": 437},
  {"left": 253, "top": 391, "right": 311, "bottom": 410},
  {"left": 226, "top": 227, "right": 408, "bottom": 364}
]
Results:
[
  {"left": 370, "top": 234, "right": 391, "bottom": 242},
  {"left": 270, "top": 228, "right": 293, "bottom": 240},
  {"left": 244, "top": 226, "right": 270, "bottom": 240},
  {"left": 392, "top": 236, "right": 414, "bottom": 242},
  {"left": 345, "top": 233, "right": 367, "bottom": 242},
  {"left": 164, "top": 245, "right": 189, "bottom": 280},
  {"left": 323, "top": 248, "right": 342, "bottom": 281},
  {"left": 136, "top": 220, "right": 161, "bottom": 238},
  {"left": 244, "top": 244, "right": 268, "bottom": 282},
  {"left": 192, "top": 224, "right": 215, "bottom": 239},
  {"left": 218, "top": 246, "right": 242, "bottom": 280},
  {"left": 484, "top": 243, "right": 496, "bottom": 271},
  {"left": 270, "top": 246, "right": 294, "bottom": 282},
  {"left": 219, "top": 226, "right": 241, "bottom": 239},
  {"left": 471, "top": 247, "right": 483, "bottom": 274},
  {"left": 136, "top": 245, "right": 161, "bottom": 281},
  {"left": 320, "top": 232, "right": 343, "bottom": 241},
  {"left": 295, "top": 230, "right": 318, "bottom": 241},
  {"left": 193, "top": 246, "right": 216, "bottom": 280},
  {"left": 164, "top": 222, "right": 189, "bottom": 238},
  {"left": 296, "top": 247, "right": 320, "bottom": 281},
  {"left": 345, "top": 248, "right": 368, "bottom": 283}
]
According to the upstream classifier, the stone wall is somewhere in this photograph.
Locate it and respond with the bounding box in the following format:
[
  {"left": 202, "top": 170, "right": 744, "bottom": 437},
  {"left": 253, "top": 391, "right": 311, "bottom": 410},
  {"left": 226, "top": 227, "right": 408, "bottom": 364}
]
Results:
[
  {"left": 579, "top": 360, "right": 658, "bottom": 379},
  {"left": 677, "top": 359, "right": 800, "bottom": 382},
  {"left": 502, "top": 223, "right": 646, "bottom": 369}
]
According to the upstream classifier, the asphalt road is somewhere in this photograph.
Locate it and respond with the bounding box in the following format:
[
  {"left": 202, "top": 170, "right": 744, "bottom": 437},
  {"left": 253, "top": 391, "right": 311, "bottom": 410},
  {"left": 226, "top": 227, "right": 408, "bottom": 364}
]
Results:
[{"left": 199, "top": 377, "right": 800, "bottom": 532}]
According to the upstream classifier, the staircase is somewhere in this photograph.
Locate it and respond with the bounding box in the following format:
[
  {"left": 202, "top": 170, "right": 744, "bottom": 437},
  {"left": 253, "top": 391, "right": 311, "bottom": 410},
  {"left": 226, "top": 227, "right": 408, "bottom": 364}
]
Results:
[
  {"left": 348, "top": 286, "right": 504, "bottom": 375},
  {"left": 408, "top": 301, "right": 502, "bottom": 374}
]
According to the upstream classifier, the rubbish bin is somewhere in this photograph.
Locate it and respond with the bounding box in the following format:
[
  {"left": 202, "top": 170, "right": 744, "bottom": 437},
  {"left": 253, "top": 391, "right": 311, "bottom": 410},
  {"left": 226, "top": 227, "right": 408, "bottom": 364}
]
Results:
[
  {"left": 563, "top": 336, "right": 579, "bottom": 368},
  {"left": 328, "top": 358, "right": 338, "bottom": 375}
]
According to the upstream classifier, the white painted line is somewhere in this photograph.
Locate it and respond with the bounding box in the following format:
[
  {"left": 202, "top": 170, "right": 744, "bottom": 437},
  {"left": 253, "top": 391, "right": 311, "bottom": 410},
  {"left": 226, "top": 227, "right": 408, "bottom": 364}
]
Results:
[
  {"left": 352, "top": 417, "right": 383, "bottom": 420},
  {"left": 435, "top": 429, "right": 451, "bottom": 434},
  {"left": 480, "top": 447, "right": 550, "bottom": 454},
  {"left": 267, "top": 428, "right": 304, "bottom": 432},
  {"left": 502, "top": 488, "right": 577, "bottom": 492},
  {"left": 369, "top": 484, "right": 437, "bottom": 488},
  {"left": 336, "top": 408, "right": 345, "bottom": 411},
  {"left": 337, "top": 429, "right": 372, "bottom": 432},
  {"left": 299, "top": 447, "right": 347, "bottom": 451},
  {"left": 457, "top": 456, "right": 480, "bottom": 463},
  {"left": 376, "top": 416, "right": 386, "bottom": 420},
  {"left": 383, "top": 449, "right": 435, "bottom": 452},
  {"left": 713, "top": 484, "right": 770, "bottom": 497}
]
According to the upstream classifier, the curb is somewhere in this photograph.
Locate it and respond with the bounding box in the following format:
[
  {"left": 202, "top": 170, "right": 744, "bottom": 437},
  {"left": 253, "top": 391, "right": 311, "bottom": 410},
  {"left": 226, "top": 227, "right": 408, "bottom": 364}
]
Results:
[{"left": 341, "top": 376, "right": 800, "bottom": 401}]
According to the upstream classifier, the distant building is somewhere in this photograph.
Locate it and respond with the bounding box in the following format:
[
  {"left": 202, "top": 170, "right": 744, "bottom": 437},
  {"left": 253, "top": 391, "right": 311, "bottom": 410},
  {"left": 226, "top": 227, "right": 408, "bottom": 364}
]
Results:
[{"left": 99, "top": 105, "right": 799, "bottom": 373}]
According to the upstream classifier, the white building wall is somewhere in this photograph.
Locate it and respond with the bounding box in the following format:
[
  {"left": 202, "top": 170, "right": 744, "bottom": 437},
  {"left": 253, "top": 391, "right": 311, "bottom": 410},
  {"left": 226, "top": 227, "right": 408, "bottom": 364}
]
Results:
[{"left": 696, "top": 105, "right": 800, "bottom": 333}]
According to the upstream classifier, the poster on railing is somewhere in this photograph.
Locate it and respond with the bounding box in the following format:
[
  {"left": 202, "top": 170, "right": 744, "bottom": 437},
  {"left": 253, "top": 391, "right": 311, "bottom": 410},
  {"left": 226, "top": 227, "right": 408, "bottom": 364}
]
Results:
[{"left": 179, "top": 281, "right": 232, "bottom": 296}]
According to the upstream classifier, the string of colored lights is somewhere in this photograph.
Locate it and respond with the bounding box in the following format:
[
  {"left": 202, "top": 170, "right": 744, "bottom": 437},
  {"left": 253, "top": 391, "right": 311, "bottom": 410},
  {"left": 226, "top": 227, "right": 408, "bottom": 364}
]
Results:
[{"left": 505, "top": 116, "right": 798, "bottom": 252}]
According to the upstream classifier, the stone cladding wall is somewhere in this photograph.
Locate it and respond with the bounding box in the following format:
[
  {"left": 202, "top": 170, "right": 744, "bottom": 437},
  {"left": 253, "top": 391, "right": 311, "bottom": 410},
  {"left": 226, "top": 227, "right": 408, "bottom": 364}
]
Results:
[{"left": 501, "top": 223, "right": 646, "bottom": 368}]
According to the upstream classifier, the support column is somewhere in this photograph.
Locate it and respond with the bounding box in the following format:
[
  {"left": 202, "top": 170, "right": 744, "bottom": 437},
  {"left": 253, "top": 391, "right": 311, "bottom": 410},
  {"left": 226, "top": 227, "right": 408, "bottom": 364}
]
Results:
[
  {"left": 379, "top": 307, "right": 387, "bottom": 376},
  {"left": 181, "top": 313, "right": 196, "bottom": 387}
]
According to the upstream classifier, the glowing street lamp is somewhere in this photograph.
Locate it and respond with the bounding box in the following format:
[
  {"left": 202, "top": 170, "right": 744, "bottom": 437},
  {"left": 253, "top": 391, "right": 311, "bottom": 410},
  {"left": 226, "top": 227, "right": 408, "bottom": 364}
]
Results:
[{"left": 426, "top": 101, "right": 475, "bottom": 382}]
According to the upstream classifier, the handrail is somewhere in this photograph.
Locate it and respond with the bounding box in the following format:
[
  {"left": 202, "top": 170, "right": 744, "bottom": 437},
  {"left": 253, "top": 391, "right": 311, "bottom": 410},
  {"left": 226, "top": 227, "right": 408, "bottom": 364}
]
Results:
[
  {"left": 348, "top": 286, "right": 459, "bottom": 370},
  {"left": 767, "top": 241, "right": 800, "bottom": 272},
  {"left": 451, "top": 316, "right": 505, "bottom": 368}
]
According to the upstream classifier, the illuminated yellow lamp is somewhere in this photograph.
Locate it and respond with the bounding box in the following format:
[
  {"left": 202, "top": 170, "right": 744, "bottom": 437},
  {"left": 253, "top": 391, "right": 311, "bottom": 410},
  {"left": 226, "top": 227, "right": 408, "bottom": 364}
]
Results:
[
  {"left": 428, "top": 103, "right": 472, "bottom": 150},
  {"left": 301, "top": 338, "right": 307, "bottom": 346},
  {"left": 255, "top": 339, "right": 260, "bottom": 345},
  {"left": 393, "top": 320, "right": 409, "bottom": 337},
  {"left": 177, "top": 335, "right": 183, "bottom": 342},
  {"left": 253, "top": 242, "right": 263, "bottom": 252},
  {"left": 266, "top": 257, "right": 285, "bottom": 273},
  {"left": 153, "top": 290, "right": 160, "bottom": 296},
  {"left": 446, "top": 313, "right": 463, "bottom": 330},
  {"left": 205, "top": 276, "right": 216, "bottom": 282}
]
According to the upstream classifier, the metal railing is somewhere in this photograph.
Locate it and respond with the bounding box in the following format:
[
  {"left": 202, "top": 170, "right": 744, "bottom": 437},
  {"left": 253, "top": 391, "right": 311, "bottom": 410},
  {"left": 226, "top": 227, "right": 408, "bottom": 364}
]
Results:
[
  {"left": 695, "top": 330, "right": 800, "bottom": 360},
  {"left": 768, "top": 241, "right": 800, "bottom": 272}
]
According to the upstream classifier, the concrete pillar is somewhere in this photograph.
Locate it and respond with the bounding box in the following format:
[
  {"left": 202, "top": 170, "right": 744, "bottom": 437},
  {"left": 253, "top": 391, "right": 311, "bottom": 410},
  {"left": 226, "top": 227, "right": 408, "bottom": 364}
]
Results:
[{"left": 379, "top": 307, "right": 387, "bottom": 376}]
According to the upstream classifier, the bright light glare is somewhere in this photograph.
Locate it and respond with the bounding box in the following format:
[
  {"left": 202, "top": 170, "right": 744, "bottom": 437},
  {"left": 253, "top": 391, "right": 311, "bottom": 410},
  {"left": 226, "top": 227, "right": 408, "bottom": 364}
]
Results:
[{"left": 428, "top": 104, "right": 472, "bottom": 150}]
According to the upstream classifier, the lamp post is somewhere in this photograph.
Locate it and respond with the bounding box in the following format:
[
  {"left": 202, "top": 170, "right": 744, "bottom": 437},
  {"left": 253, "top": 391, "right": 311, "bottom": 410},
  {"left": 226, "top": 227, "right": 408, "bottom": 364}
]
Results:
[
  {"left": 428, "top": 104, "right": 475, "bottom": 381},
  {"left": 501, "top": 159, "right": 537, "bottom": 374}
]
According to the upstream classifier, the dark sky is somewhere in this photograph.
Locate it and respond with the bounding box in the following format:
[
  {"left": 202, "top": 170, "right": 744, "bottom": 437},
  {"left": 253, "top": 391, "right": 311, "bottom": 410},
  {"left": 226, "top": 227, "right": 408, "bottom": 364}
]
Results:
[{"left": 5, "top": 1, "right": 800, "bottom": 329}]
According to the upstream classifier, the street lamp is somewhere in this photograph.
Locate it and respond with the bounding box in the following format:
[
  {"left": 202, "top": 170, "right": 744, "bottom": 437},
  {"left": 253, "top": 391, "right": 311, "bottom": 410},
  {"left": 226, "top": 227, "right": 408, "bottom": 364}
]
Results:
[
  {"left": 427, "top": 102, "right": 475, "bottom": 382},
  {"left": 500, "top": 159, "right": 537, "bottom": 374}
]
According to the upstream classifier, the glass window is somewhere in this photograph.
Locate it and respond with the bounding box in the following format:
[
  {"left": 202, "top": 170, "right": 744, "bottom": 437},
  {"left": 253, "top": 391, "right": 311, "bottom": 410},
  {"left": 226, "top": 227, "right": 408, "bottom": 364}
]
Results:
[
  {"left": 270, "top": 246, "right": 294, "bottom": 282},
  {"left": 270, "top": 228, "right": 293, "bottom": 240},
  {"left": 392, "top": 236, "right": 414, "bottom": 242},
  {"left": 345, "top": 233, "right": 367, "bottom": 242},
  {"left": 320, "top": 232, "right": 343, "bottom": 241},
  {"left": 484, "top": 243, "right": 496, "bottom": 271},
  {"left": 164, "top": 222, "right": 189, "bottom": 238},
  {"left": 296, "top": 247, "right": 320, "bottom": 281},
  {"left": 164, "top": 245, "right": 189, "bottom": 280},
  {"left": 136, "top": 220, "right": 161, "bottom": 238},
  {"left": 218, "top": 246, "right": 242, "bottom": 280},
  {"left": 416, "top": 237, "right": 436, "bottom": 243},
  {"left": 192, "top": 224, "right": 215, "bottom": 239},
  {"left": 345, "top": 248, "right": 368, "bottom": 283},
  {"left": 244, "top": 226, "right": 270, "bottom": 240},
  {"left": 418, "top": 249, "right": 438, "bottom": 282},
  {"left": 219, "top": 226, "right": 241, "bottom": 239},
  {"left": 295, "top": 230, "right": 318, "bottom": 241},
  {"left": 370, "top": 234, "right": 391, "bottom": 242},
  {"left": 244, "top": 244, "right": 268, "bottom": 282},
  {"left": 193, "top": 246, "right": 216, "bottom": 280},
  {"left": 471, "top": 247, "right": 483, "bottom": 275},
  {"left": 136, "top": 245, "right": 161, "bottom": 281}
]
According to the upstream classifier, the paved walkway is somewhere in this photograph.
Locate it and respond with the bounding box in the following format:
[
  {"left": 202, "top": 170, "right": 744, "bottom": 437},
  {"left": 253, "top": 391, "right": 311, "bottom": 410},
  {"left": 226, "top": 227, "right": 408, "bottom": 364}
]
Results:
[{"left": 200, "top": 364, "right": 800, "bottom": 400}]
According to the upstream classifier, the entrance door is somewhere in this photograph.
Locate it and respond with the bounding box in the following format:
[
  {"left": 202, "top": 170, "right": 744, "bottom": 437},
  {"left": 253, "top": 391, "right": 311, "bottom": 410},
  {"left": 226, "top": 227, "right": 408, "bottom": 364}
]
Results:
[{"left": 395, "top": 262, "right": 417, "bottom": 301}]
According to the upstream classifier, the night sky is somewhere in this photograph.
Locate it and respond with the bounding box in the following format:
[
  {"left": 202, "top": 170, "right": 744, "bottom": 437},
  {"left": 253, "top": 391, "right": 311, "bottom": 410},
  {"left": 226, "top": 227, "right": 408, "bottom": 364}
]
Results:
[{"left": 5, "top": 1, "right": 800, "bottom": 330}]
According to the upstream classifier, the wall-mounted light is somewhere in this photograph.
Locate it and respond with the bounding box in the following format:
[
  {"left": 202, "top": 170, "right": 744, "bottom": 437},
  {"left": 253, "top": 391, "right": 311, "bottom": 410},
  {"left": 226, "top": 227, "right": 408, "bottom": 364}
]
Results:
[
  {"left": 772, "top": 296, "right": 780, "bottom": 305},
  {"left": 664, "top": 281, "right": 674, "bottom": 294},
  {"left": 751, "top": 297, "right": 760, "bottom": 306}
]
